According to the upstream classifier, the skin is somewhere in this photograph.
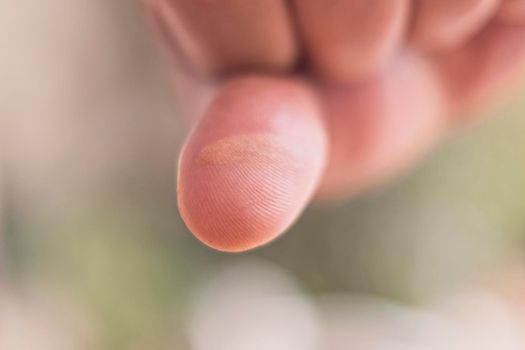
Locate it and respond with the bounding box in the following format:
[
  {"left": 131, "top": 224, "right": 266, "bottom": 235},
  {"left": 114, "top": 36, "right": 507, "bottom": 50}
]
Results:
[
  {"left": 411, "top": 0, "right": 501, "bottom": 51},
  {"left": 293, "top": 0, "right": 410, "bottom": 82},
  {"left": 178, "top": 77, "right": 327, "bottom": 252},
  {"left": 145, "top": 0, "right": 525, "bottom": 252},
  {"left": 147, "top": 0, "right": 297, "bottom": 76},
  {"left": 497, "top": 0, "right": 525, "bottom": 24}
]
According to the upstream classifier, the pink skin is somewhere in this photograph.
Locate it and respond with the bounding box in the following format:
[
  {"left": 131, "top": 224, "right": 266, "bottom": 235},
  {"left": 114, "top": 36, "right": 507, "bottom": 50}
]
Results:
[
  {"left": 432, "top": 23, "right": 525, "bottom": 119},
  {"left": 146, "top": 1, "right": 525, "bottom": 252},
  {"left": 294, "top": 0, "right": 410, "bottom": 82},
  {"left": 318, "top": 52, "right": 445, "bottom": 201},
  {"left": 411, "top": 0, "right": 501, "bottom": 51},
  {"left": 178, "top": 77, "right": 327, "bottom": 252},
  {"left": 146, "top": 0, "right": 297, "bottom": 76},
  {"left": 497, "top": 0, "right": 525, "bottom": 24}
]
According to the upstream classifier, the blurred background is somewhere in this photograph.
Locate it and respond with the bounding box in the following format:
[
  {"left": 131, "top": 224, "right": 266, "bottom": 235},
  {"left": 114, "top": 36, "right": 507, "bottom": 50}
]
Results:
[{"left": 2, "top": 1, "right": 525, "bottom": 349}]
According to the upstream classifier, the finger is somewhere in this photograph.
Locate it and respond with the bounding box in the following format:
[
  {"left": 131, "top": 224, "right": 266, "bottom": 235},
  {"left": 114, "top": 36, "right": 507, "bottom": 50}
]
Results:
[
  {"left": 178, "top": 76, "right": 327, "bottom": 252},
  {"left": 293, "top": 0, "right": 410, "bottom": 82},
  {"left": 411, "top": 0, "right": 500, "bottom": 51},
  {"left": 146, "top": 0, "right": 298, "bottom": 77},
  {"left": 317, "top": 52, "right": 445, "bottom": 202},
  {"left": 143, "top": 1, "right": 219, "bottom": 126},
  {"left": 432, "top": 22, "right": 525, "bottom": 120},
  {"left": 496, "top": 0, "right": 525, "bottom": 24}
]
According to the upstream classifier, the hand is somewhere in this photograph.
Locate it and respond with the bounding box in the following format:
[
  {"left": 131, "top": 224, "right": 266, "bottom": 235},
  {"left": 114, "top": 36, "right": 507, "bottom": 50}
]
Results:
[{"left": 145, "top": 0, "right": 525, "bottom": 252}]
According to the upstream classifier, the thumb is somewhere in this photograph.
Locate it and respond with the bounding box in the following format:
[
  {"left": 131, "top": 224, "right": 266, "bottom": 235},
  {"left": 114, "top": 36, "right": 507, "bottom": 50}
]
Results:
[{"left": 177, "top": 76, "right": 328, "bottom": 252}]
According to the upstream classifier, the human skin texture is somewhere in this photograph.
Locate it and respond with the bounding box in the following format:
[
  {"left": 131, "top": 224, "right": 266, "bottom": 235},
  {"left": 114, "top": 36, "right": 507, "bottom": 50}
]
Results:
[
  {"left": 144, "top": 0, "right": 525, "bottom": 252},
  {"left": 177, "top": 77, "right": 327, "bottom": 252}
]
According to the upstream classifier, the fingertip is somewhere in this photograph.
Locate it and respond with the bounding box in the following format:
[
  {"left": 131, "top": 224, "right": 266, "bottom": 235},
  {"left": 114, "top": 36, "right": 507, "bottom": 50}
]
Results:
[{"left": 177, "top": 76, "right": 327, "bottom": 252}]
